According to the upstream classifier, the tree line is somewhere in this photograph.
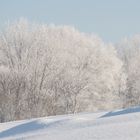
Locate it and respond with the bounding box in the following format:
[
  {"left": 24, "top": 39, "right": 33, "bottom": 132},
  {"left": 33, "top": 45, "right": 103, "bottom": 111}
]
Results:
[{"left": 0, "top": 19, "right": 139, "bottom": 122}]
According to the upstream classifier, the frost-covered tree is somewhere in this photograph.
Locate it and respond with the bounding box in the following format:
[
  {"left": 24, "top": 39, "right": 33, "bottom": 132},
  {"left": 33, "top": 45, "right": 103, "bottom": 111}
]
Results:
[
  {"left": 116, "top": 35, "right": 140, "bottom": 107},
  {"left": 0, "top": 19, "right": 123, "bottom": 122}
]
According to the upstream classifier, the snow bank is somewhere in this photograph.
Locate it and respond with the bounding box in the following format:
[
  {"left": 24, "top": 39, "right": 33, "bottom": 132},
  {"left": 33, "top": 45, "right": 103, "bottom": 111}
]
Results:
[{"left": 0, "top": 106, "right": 140, "bottom": 140}]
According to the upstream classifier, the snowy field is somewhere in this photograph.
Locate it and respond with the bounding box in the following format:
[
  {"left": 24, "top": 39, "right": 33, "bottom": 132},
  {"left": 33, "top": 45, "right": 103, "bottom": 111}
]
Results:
[{"left": 0, "top": 106, "right": 140, "bottom": 140}]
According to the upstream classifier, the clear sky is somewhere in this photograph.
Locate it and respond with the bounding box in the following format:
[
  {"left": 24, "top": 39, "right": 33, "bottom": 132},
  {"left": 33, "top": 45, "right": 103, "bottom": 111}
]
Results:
[{"left": 0, "top": 0, "right": 140, "bottom": 42}]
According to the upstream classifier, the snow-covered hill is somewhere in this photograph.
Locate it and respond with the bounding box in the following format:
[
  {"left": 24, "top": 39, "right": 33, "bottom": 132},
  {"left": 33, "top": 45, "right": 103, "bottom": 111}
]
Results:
[{"left": 1, "top": 106, "right": 140, "bottom": 140}]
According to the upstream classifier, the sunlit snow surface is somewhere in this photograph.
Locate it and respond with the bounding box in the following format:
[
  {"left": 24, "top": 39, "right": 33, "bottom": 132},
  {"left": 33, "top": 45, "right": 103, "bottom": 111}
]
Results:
[{"left": 1, "top": 106, "right": 140, "bottom": 140}]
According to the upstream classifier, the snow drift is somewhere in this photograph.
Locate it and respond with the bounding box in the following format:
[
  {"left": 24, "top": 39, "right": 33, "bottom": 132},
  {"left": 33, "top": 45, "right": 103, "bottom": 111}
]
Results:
[{"left": 0, "top": 106, "right": 140, "bottom": 140}]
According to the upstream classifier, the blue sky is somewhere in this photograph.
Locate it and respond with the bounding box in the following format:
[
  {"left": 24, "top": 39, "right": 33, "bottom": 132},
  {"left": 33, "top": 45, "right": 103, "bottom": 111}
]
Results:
[{"left": 0, "top": 0, "right": 140, "bottom": 42}]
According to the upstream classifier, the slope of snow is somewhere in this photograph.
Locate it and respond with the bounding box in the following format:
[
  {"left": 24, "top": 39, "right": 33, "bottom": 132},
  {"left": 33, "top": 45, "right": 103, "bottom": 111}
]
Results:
[{"left": 1, "top": 106, "right": 140, "bottom": 140}]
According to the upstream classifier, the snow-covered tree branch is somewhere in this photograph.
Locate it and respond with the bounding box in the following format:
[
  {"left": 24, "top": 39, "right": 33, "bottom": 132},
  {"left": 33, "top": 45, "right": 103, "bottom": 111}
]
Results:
[{"left": 0, "top": 19, "right": 124, "bottom": 122}]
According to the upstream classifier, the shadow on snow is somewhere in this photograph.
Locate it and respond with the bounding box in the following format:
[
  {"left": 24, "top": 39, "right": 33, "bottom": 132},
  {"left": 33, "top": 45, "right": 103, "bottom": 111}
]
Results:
[
  {"left": 0, "top": 120, "right": 46, "bottom": 138},
  {"left": 101, "top": 106, "right": 140, "bottom": 118},
  {"left": 0, "top": 118, "right": 69, "bottom": 138}
]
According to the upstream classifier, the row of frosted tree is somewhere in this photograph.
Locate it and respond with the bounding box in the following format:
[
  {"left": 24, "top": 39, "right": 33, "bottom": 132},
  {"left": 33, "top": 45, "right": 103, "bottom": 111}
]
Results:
[{"left": 0, "top": 19, "right": 140, "bottom": 122}]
